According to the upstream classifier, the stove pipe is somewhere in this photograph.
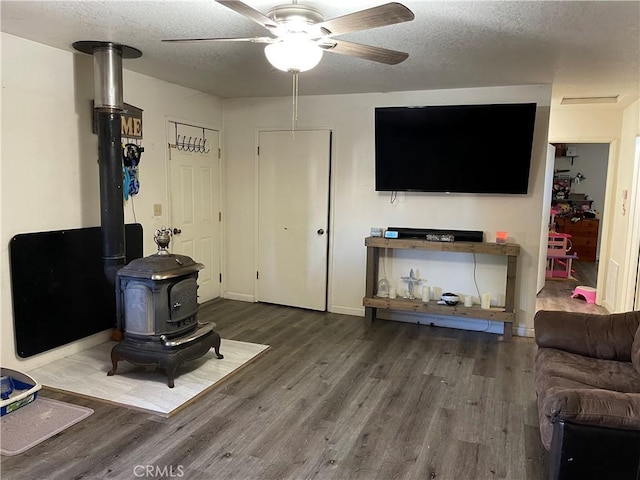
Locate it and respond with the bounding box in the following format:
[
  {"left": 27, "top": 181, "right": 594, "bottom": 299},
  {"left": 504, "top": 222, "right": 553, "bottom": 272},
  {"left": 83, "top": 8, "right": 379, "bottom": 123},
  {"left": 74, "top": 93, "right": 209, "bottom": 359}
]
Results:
[{"left": 72, "top": 41, "right": 142, "bottom": 284}]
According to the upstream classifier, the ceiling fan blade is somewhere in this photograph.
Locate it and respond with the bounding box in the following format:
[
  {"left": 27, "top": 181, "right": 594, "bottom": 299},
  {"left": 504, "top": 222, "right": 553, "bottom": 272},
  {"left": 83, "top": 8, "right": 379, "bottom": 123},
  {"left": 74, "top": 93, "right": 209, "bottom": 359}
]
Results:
[
  {"left": 316, "top": 2, "right": 414, "bottom": 37},
  {"left": 162, "top": 36, "right": 274, "bottom": 44},
  {"left": 320, "top": 39, "right": 409, "bottom": 65},
  {"left": 216, "top": 0, "right": 278, "bottom": 30}
]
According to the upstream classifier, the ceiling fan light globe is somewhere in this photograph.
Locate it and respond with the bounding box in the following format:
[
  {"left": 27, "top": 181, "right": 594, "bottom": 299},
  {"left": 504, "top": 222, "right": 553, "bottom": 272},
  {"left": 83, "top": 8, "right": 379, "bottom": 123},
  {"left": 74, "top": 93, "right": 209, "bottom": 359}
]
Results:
[{"left": 264, "top": 40, "right": 323, "bottom": 73}]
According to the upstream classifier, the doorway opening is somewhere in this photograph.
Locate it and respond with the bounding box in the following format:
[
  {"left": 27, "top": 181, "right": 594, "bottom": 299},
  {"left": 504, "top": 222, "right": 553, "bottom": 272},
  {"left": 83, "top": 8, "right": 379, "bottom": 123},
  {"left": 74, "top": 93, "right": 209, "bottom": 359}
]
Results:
[{"left": 538, "top": 142, "right": 610, "bottom": 312}]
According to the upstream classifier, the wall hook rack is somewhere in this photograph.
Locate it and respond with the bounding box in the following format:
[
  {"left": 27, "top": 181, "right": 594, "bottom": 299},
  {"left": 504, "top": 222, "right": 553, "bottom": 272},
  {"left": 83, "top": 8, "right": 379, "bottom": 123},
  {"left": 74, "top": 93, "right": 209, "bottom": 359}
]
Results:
[{"left": 172, "top": 123, "right": 211, "bottom": 154}]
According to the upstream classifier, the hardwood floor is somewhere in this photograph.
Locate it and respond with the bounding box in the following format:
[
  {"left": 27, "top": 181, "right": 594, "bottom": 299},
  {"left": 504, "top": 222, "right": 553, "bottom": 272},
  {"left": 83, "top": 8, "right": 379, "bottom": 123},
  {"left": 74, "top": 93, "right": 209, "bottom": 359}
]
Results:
[
  {"left": 536, "top": 260, "right": 608, "bottom": 314},
  {"left": 1, "top": 300, "right": 546, "bottom": 480}
]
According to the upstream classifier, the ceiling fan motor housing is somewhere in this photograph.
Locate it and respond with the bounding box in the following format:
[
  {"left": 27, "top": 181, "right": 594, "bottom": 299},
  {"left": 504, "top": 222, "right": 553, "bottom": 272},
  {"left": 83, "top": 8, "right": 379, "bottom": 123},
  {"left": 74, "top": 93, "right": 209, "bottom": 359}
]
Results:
[{"left": 267, "top": 5, "right": 324, "bottom": 34}]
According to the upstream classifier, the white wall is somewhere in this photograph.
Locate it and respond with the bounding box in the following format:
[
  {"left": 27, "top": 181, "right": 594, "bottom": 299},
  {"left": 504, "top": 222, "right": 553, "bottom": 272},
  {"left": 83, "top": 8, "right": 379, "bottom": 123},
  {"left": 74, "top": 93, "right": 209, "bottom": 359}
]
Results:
[
  {"left": 550, "top": 107, "right": 623, "bottom": 143},
  {"left": 616, "top": 101, "right": 640, "bottom": 310},
  {"left": 549, "top": 101, "right": 640, "bottom": 311},
  {"left": 1, "top": 34, "right": 223, "bottom": 370},
  {"left": 223, "top": 85, "right": 552, "bottom": 336}
]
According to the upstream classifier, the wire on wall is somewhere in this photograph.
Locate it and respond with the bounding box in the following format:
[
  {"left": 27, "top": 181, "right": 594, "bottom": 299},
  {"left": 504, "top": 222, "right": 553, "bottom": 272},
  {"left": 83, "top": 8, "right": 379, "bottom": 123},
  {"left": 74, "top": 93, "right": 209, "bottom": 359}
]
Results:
[
  {"left": 472, "top": 252, "right": 492, "bottom": 332},
  {"left": 130, "top": 195, "right": 138, "bottom": 224}
]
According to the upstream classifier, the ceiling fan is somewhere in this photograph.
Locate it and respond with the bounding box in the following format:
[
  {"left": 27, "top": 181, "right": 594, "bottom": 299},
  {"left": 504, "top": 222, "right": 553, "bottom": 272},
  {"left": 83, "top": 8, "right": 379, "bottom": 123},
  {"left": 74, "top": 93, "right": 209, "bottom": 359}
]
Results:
[{"left": 162, "top": 0, "right": 415, "bottom": 73}]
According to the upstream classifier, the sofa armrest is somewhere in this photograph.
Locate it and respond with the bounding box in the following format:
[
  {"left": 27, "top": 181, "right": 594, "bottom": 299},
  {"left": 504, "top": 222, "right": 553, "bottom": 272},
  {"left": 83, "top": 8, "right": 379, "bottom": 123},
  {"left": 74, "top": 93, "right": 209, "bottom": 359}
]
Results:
[
  {"left": 534, "top": 310, "right": 640, "bottom": 361},
  {"left": 542, "top": 388, "right": 640, "bottom": 432}
]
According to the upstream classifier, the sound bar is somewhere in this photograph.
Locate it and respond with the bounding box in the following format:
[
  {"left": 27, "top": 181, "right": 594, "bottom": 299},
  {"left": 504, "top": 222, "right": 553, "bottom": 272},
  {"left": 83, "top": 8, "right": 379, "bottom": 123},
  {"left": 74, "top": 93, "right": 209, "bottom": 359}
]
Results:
[{"left": 387, "top": 227, "right": 484, "bottom": 243}]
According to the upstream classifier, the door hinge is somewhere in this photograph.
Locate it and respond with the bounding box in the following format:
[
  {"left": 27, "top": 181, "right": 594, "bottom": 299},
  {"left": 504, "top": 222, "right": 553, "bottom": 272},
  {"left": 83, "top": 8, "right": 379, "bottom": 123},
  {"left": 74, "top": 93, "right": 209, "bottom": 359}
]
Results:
[
  {"left": 219, "top": 273, "right": 222, "bottom": 283},
  {"left": 219, "top": 212, "right": 222, "bottom": 222},
  {"left": 257, "top": 146, "right": 260, "bottom": 156},
  {"left": 218, "top": 148, "right": 221, "bottom": 159},
  {"left": 256, "top": 271, "right": 259, "bottom": 280}
]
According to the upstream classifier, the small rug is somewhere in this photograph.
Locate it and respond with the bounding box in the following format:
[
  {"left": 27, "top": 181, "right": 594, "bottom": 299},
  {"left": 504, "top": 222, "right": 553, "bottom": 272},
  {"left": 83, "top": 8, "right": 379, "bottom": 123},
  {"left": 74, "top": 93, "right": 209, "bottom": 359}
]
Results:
[
  {"left": 1, "top": 397, "right": 93, "bottom": 456},
  {"left": 28, "top": 339, "right": 269, "bottom": 417}
]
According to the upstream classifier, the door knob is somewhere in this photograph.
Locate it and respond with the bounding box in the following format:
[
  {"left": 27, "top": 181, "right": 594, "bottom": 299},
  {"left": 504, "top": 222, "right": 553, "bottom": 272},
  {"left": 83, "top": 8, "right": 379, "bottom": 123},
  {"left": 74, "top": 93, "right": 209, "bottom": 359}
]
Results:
[
  {"left": 317, "top": 229, "right": 325, "bottom": 235},
  {"left": 173, "top": 228, "right": 182, "bottom": 235}
]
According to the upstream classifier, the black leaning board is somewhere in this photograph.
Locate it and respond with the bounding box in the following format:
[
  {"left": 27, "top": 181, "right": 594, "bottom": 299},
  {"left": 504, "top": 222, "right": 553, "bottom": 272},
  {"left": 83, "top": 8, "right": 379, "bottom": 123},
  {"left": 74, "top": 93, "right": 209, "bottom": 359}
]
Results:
[{"left": 10, "top": 224, "right": 143, "bottom": 358}]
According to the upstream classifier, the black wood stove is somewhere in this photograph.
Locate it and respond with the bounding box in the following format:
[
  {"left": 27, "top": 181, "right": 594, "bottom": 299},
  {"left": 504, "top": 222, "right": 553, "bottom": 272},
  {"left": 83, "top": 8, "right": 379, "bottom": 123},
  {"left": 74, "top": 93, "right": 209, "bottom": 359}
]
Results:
[
  {"left": 71, "top": 42, "right": 221, "bottom": 388},
  {"left": 107, "top": 228, "right": 222, "bottom": 387}
]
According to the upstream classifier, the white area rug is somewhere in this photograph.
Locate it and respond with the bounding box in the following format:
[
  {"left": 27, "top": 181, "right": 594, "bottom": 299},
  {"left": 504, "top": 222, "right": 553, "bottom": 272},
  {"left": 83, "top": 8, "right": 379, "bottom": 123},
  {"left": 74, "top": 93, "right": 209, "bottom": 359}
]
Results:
[{"left": 28, "top": 339, "right": 269, "bottom": 417}]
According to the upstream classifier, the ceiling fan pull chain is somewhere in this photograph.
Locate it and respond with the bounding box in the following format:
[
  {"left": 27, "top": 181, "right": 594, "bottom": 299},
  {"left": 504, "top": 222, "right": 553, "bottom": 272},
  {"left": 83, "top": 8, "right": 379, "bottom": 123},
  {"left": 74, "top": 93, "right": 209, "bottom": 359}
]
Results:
[{"left": 291, "top": 71, "right": 299, "bottom": 133}]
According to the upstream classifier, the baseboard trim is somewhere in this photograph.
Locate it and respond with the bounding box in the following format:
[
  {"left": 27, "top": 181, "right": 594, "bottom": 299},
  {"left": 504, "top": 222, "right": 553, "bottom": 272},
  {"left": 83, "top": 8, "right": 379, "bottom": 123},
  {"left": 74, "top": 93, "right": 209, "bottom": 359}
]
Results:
[
  {"left": 329, "top": 306, "right": 364, "bottom": 317},
  {"left": 377, "top": 310, "right": 533, "bottom": 337},
  {"left": 223, "top": 292, "right": 255, "bottom": 303},
  {"left": 516, "top": 326, "right": 535, "bottom": 338}
]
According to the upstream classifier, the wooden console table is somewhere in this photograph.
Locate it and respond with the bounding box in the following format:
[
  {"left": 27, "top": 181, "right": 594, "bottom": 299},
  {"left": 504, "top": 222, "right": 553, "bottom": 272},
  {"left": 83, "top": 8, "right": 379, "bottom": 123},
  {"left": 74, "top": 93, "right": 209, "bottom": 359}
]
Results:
[{"left": 363, "top": 236, "right": 520, "bottom": 341}]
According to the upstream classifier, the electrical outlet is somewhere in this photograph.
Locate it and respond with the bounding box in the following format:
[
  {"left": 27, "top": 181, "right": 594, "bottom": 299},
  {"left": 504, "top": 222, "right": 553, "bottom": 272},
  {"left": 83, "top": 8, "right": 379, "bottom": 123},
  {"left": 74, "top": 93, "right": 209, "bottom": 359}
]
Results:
[{"left": 153, "top": 204, "right": 162, "bottom": 216}]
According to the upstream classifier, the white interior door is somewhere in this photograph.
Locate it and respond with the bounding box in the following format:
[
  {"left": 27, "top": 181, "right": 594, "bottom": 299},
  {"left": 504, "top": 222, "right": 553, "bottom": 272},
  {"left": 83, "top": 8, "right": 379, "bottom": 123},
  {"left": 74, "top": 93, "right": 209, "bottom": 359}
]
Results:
[
  {"left": 169, "top": 138, "right": 221, "bottom": 303},
  {"left": 257, "top": 130, "right": 331, "bottom": 311}
]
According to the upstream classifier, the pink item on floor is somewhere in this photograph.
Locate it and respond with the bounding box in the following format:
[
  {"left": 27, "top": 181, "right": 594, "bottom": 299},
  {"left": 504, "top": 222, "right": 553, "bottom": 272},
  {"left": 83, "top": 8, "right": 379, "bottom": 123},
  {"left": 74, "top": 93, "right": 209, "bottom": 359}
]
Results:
[{"left": 571, "top": 285, "right": 597, "bottom": 304}]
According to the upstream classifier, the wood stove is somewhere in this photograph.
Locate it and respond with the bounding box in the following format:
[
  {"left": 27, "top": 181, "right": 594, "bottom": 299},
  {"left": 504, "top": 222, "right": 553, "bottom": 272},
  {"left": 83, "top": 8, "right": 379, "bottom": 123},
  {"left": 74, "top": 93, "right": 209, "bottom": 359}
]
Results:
[{"left": 107, "top": 228, "right": 222, "bottom": 387}]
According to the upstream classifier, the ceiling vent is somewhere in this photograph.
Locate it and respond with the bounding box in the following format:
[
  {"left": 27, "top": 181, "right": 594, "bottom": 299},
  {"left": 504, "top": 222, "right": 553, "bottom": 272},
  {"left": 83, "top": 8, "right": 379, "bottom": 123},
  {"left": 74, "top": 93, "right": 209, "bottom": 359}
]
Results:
[{"left": 561, "top": 95, "right": 620, "bottom": 105}]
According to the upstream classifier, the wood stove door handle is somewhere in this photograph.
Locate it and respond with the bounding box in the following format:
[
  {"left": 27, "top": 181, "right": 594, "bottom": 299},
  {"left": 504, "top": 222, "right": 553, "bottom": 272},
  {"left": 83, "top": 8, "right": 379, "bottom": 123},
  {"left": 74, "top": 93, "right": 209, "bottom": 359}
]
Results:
[
  {"left": 173, "top": 228, "right": 182, "bottom": 235},
  {"left": 173, "top": 302, "right": 181, "bottom": 308}
]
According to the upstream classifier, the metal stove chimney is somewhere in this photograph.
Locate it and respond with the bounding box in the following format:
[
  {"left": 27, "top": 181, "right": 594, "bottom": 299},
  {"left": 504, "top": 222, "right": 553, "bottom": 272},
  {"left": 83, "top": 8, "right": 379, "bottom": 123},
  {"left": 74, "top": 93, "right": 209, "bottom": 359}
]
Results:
[{"left": 72, "top": 41, "right": 141, "bottom": 284}]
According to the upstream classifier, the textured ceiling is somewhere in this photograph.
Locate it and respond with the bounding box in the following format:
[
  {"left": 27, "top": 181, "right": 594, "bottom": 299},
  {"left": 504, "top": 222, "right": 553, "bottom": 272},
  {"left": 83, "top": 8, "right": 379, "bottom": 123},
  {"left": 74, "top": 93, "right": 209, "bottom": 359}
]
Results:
[{"left": 1, "top": 1, "right": 639, "bottom": 107}]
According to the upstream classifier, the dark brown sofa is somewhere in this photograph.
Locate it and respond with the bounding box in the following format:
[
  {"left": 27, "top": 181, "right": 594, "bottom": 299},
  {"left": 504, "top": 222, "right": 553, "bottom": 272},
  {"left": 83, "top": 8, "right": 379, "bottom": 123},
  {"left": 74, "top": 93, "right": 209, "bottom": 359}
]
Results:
[{"left": 534, "top": 310, "right": 640, "bottom": 480}]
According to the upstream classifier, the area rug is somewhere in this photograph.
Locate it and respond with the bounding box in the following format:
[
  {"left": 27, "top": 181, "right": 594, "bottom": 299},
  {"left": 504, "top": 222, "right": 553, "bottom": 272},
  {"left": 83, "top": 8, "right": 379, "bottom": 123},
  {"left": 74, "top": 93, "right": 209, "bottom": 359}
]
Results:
[
  {"left": 28, "top": 339, "right": 269, "bottom": 417},
  {"left": 1, "top": 397, "right": 93, "bottom": 456}
]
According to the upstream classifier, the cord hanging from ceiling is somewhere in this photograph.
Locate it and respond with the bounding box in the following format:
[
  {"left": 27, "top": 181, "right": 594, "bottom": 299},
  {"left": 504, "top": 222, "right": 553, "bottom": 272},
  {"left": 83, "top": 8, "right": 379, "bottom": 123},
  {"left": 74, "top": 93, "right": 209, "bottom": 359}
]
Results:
[{"left": 292, "top": 71, "right": 299, "bottom": 132}]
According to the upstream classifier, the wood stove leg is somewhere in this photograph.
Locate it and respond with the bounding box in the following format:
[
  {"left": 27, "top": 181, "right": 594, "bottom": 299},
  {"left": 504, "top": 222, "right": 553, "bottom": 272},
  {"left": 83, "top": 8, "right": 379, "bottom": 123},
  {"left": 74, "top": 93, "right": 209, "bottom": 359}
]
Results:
[
  {"left": 107, "top": 350, "right": 124, "bottom": 377},
  {"left": 165, "top": 364, "right": 177, "bottom": 388},
  {"left": 212, "top": 331, "right": 224, "bottom": 359}
]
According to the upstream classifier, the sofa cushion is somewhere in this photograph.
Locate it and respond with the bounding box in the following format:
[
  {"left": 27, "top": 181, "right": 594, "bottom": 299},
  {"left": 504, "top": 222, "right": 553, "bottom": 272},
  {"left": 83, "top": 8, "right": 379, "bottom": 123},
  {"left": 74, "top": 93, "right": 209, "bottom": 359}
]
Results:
[
  {"left": 535, "top": 310, "right": 640, "bottom": 361},
  {"left": 536, "top": 348, "right": 640, "bottom": 394},
  {"left": 633, "top": 324, "right": 640, "bottom": 375}
]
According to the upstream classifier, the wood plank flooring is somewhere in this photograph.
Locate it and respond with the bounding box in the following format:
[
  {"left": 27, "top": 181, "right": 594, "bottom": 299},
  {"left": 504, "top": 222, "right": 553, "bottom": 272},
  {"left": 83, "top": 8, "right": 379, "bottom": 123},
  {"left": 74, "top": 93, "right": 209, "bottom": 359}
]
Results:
[
  {"left": 1, "top": 300, "right": 546, "bottom": 480},
  {"left": 536, "top": 260, "right": 608, "bottom": 314}
]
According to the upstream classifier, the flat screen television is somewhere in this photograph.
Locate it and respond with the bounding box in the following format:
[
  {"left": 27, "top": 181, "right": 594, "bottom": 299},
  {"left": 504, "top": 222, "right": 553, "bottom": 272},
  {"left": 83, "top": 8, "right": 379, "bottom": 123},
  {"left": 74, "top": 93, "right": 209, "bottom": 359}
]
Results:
[{"left": 375, "top": 103, "right": 537, "bottom": 194}]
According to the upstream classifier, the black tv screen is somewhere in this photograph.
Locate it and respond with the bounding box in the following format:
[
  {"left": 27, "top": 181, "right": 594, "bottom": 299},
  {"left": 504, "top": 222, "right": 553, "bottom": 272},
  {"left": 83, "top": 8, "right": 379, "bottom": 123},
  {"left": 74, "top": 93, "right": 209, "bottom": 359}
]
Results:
[{"left": 375, "top": 103, "right": 537, "bottom": 194}]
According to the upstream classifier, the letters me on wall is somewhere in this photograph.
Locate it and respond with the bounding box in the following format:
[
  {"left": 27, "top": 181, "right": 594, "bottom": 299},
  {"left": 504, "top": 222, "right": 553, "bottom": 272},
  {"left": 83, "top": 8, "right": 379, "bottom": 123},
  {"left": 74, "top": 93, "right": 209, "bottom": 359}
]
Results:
[{"left": 92, "top": 102, "right": 143, "bottom": 139}]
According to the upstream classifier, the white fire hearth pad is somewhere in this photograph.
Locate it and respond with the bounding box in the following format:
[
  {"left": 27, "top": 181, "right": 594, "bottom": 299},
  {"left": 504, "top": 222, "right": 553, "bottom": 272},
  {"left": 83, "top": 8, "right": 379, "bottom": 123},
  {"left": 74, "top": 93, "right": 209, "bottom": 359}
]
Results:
[{"left": 27, "top": 339, "right": 269, "bottom": 417}]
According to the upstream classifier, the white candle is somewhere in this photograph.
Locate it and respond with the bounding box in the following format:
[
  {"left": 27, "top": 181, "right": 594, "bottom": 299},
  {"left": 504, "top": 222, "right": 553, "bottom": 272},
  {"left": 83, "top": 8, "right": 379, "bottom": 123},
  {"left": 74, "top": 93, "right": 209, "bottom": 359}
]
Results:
[
  {"left": 481, "top": 293, "right": 491, "bottom": 309},
  {"left": 422, "top": 286, "right": 430, "bottom": 302},
  {"left": 464, "top": 296, "right": 473, "bottom": 307},
  {"left": 389, "top": 287, "right": 397, "bottom": 299}
]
